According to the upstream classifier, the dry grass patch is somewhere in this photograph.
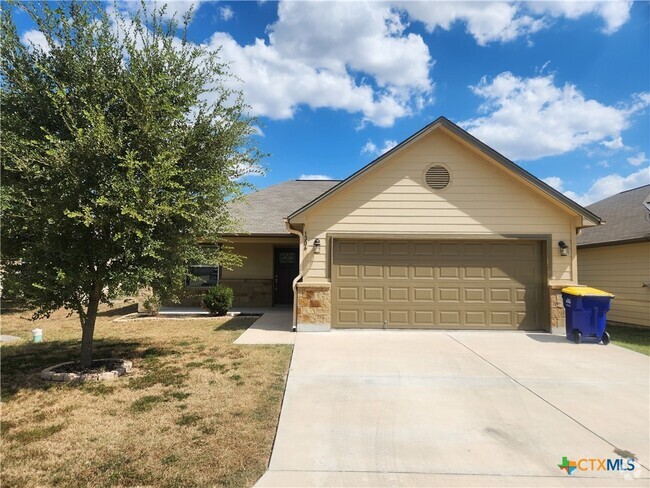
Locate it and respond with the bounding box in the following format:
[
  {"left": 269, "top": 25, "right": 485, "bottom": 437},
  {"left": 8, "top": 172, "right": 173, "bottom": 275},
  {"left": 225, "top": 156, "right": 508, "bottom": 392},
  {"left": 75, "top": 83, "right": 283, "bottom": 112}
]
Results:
[{"left": 1, "top": 302, "right": 292, "bottom": 487}]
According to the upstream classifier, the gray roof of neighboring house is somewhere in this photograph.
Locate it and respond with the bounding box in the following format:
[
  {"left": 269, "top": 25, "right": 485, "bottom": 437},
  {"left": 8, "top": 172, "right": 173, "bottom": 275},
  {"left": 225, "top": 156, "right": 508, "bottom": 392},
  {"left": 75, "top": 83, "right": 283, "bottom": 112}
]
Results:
[
  {"left": 577, "top": 185, "right": 650, "bottom": 248},
  {"left": 227, "top": 180, "right": 340, "bottom": 235}
]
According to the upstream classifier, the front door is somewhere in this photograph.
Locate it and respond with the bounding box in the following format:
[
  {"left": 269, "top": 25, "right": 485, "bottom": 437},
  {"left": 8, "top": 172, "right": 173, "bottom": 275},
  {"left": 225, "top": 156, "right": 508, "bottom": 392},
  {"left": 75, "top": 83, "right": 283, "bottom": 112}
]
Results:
[{"left": 274, "top": 247, "right": 299, "bottom": 306}]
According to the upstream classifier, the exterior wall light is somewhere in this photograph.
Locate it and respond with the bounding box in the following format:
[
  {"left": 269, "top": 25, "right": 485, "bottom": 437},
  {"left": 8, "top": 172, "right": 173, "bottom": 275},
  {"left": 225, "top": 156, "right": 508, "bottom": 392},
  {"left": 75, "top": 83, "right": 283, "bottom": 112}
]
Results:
[
  {"left": 313, "top": 238, "right": 321, "bottom": 254},
  {"left": 558, "top": 240, "right": 569, "bottom": 256}
]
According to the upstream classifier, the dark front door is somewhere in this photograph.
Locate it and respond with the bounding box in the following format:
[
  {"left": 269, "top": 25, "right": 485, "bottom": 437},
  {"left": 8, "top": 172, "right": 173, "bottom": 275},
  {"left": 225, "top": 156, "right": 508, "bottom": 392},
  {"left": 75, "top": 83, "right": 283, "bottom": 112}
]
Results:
[{"left": 274, "top": 247, "right": 299, "bottom": 306}]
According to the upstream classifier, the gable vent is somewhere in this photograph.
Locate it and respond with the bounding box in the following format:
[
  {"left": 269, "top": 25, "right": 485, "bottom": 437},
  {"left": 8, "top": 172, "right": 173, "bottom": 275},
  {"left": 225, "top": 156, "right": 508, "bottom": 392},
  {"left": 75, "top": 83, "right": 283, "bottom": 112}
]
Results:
[{"left": 425, "top": 165, "right": 450, "bottom": 190}]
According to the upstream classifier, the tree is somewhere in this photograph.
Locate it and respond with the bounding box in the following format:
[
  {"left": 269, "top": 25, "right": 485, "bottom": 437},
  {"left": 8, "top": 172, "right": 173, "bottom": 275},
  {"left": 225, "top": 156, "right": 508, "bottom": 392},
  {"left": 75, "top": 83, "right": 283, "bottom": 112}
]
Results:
[{"left": 1, "top": 1, "right": 263, "bottom": 368}]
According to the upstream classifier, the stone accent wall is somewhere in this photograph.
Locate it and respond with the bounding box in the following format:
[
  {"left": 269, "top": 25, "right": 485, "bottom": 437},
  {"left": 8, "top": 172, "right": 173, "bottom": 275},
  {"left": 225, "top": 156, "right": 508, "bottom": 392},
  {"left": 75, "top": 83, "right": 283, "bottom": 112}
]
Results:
[
  {"left": 220, "top": 279, "right": 273, "bottom": 307},
  {"left": 296, "top": 283, "right": 331, "bottom": 328},
  {"left": 549, "top": 285, "right": 567, "bottom": 333}
]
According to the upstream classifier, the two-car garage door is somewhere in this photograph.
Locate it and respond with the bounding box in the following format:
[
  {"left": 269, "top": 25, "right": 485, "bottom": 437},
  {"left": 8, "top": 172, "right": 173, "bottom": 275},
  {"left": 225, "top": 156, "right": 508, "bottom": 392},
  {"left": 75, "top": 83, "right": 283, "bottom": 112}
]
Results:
[{"left": 332, "top": 239, "right": 544, "bottom": 330}]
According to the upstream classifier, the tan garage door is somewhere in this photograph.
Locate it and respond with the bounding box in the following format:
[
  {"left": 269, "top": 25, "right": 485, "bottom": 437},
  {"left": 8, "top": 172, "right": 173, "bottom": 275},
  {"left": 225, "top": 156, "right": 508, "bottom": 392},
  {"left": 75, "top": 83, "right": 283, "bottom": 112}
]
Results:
[{"left": 332, "top": 239, "right": 544, "bottom": 330}]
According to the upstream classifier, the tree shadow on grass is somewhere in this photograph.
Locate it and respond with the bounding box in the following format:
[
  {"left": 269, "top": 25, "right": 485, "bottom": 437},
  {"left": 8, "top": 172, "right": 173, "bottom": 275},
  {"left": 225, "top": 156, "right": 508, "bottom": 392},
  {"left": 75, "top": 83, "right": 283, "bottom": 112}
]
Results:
[
  {"left": 0, "top": 337, "right": 176, "bottom": 402},
  {"left": 215, "top": 315, "right": 262, "bottom": 332},
  {"left": 96, "top": 302, "right": 138, "bottom": 317}
]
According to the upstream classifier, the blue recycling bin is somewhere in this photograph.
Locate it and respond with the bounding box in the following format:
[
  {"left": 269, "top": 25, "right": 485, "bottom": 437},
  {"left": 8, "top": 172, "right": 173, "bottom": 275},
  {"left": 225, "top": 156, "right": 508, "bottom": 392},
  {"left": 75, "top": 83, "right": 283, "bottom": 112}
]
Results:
[{"left": 561, "top": 287, "right": 615, "bottom": 345}]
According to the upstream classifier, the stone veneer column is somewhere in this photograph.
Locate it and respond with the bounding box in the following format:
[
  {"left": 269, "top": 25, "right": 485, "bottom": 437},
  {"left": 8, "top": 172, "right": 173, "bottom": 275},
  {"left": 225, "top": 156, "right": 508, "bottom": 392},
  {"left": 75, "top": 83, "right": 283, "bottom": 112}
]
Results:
[
  {"left": 296, "top": 282, "right": 331, "bottom": 332},
  {"left": 549, "top": 284, "right": 567, "bottom": 334}
]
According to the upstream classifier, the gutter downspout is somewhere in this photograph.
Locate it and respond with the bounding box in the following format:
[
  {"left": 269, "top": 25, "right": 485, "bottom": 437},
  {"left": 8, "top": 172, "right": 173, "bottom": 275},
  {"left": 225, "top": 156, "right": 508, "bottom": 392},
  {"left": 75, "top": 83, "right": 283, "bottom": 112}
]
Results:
[{"left": 285, "top": 219, "right": 303, "bottom": 332}]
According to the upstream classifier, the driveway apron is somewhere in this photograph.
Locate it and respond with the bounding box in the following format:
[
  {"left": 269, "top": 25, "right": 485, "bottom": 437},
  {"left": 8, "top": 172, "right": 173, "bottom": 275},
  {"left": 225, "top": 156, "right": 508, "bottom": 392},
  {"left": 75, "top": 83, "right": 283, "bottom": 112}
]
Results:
[{"left": 257, "top": 330, "right": 649, "bottom": 487}]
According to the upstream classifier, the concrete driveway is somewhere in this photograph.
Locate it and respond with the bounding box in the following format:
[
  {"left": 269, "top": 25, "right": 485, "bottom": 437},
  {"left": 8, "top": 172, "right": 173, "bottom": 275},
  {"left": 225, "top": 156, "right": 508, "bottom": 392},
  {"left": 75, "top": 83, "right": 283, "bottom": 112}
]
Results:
[{"left": 257, "top": 330, "right": 649, "bottom": 487}]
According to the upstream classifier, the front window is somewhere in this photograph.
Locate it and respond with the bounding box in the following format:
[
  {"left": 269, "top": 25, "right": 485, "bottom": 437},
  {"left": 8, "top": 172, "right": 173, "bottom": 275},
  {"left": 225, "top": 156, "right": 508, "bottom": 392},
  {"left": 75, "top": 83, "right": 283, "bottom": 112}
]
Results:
[{"left": 186, "top": 265, "right": 219, "bottom": 288}]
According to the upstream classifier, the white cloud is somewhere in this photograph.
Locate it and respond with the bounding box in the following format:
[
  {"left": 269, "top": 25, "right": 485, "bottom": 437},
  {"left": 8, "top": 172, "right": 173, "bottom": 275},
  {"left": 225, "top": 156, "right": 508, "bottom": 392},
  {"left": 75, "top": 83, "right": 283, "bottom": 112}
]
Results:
[
  {"left": 205, "top": 2, "right": 433, "bottom": 127},
  {"left": 461, "top": 72, "right": 646, "bottom": 161},
  {"left": 526, "top": 1, "right": 632, "bottom": 35},
  {"left": 544, "top": 168, "right": 650, "bottom": 206},
  {"left": 600, "top": 136, "right": 625, "bottom": 150},
  {"left": 299, "top": 174, "right": 333, "bottom": 180},
  {"left": 219, "top": 5, "right": 234, "bottom": 21},
  {"left": 120, "top": 0, "right": 201, "bottom": 21},
  {"left": 400, "top": 2, "right": 545, "bottom": 46},
  {"left": 542, "top": 176, "right": 564, "bottom": 190},
  {"left": 21, "top": 29, "right": 50, "bottom": 53},
  {"left": 362, "top": 139, "right": 398, "bottom": 156},
  {"left": 596, "top": 160, "right": 610, "bottom": 168},
  {"left": 399, "top": 1, "right": 632, "bottom": 46},
  {"left": 361, "top": 140, "right": 378, "bottom": 155},
  {"left": 628, "top": 152, "right": 648, "bottom": 167}
]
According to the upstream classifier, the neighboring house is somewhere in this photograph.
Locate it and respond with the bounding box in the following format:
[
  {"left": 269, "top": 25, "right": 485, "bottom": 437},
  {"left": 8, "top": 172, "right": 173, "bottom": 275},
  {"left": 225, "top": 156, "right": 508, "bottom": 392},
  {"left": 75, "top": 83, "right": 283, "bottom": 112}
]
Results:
[
  {"left": 577, "top": 185, "right": 650, "bottom": 328},
  {"left": 220, "top": 117, "right": 602, "bottom": 332}
]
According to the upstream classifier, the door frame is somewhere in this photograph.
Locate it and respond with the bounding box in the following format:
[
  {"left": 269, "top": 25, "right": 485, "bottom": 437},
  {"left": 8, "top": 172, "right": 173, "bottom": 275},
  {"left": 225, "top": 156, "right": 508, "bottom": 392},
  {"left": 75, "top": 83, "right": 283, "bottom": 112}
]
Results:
[{"left": 273, "top": 245, "right": 300, "bottom": 307}]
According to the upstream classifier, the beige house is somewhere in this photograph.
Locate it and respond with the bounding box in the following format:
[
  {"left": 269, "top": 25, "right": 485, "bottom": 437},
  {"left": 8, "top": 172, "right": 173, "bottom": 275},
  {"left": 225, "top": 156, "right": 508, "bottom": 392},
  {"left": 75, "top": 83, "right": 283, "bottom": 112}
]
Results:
[
  {"left": 577, "top": 185, "right": 650, "bottom": 328},
  {"left": 223, "top": 117, "right": 602, "bottom": 332}
]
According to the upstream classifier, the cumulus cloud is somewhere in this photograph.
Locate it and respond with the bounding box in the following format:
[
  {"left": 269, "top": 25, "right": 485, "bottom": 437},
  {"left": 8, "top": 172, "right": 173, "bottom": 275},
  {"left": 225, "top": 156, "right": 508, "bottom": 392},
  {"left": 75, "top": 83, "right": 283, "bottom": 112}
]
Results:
[
  {"left": 119, "top": 0, "right": 201, "bottom": 21},
  {"left": 400, "top": 2, "right": 545, "bottom": 46},
  {"left": 299, "top": 174, "right": 333, "bottom": 180},
  {"left": 543, "top": 168, "right": 650, "bottom": 205},
  {"left": 526, "top": 1, "right": 632, "bottom": 35},
  {"left": 205, "top": 2, "right": 433, "bottom": 127},
  {"left": 400, "top": 1, "right": 632, "bottom": 45},
  {"left": 601, "top": 136, "right": 625, "bottom": 150},
  {"left": 20, "top": 29, "right": 51, "bottom": 53},
  {"left": 362, "top": 139, "right": 398, "bottom": 156},
  {"left": 219, "top": 5, "right": 234, "bottom": 21},
  {"left": 628, "top": 152, "right": 648, "bottom": 166},
  {"left": 461, "top": 72, "right": 647, "bottom": 161}
]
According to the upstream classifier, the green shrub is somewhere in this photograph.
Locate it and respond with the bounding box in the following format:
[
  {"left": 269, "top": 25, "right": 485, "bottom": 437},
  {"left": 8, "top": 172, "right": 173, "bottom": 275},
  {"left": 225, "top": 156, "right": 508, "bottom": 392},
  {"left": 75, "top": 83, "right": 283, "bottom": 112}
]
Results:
[{"left": 202, "top": 285, "right": 233, "bottom": 316}]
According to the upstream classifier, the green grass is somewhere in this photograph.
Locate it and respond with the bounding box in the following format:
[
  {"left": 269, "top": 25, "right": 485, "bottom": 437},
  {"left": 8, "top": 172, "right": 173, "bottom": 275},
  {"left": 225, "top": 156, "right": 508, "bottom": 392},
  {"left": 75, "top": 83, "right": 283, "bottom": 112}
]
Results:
[{"left": 608, "top": 324, "right": 650, "bottom": 355}]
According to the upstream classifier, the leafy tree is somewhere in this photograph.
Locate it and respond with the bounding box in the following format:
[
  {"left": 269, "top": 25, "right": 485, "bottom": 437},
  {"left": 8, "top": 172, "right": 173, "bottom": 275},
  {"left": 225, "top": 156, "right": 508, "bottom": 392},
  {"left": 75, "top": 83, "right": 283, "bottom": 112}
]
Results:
[{"left": 1, "top": 1, "right": 263, "bottom": 367}]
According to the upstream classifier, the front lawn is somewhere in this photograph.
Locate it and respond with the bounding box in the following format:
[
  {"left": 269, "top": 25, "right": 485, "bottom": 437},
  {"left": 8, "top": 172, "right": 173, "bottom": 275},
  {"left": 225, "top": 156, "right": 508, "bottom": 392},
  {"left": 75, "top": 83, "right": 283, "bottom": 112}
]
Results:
[
  {"left": 0, "top": 302, "right": 292, "bottom": 487},
  {"left": 608, "top": 324, "right": 650, "bottom": 356}
]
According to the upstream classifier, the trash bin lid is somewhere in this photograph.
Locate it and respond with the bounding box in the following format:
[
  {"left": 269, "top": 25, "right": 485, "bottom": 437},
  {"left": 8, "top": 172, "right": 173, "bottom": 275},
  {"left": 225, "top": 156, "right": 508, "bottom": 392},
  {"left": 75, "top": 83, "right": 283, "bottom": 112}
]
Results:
[{"left": 561, "top": 286, "right": 614, "bottom": 297}]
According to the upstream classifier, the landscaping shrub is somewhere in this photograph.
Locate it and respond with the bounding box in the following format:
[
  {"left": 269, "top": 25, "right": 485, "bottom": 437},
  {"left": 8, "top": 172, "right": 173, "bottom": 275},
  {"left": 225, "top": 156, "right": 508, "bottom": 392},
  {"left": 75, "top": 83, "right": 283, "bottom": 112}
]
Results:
[{"left": 202, "top": 285, "right": 233, "bottom": 316}]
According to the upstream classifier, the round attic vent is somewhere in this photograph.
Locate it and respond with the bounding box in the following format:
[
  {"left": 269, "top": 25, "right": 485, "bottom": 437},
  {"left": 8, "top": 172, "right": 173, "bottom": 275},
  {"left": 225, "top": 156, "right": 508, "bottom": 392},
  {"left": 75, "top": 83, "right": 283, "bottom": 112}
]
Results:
[{"left": 424, "top": 165, "right": 450, "bottom": 190}]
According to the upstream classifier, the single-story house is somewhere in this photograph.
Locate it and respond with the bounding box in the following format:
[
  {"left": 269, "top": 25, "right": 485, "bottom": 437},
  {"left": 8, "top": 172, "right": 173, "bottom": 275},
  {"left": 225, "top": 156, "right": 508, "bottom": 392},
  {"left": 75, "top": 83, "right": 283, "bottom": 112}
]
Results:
[
  {"left": 577, "top": 185, "right": 650, "bottom": 328},
  {"left": 217, "top": 117, "right": 602, "bottom": 332}
]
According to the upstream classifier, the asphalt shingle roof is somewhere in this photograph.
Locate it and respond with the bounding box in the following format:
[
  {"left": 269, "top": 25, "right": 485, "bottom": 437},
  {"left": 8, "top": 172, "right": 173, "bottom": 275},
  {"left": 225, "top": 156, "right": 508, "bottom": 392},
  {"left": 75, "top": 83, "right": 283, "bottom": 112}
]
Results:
[
  {"left": 577, "top": 185, "right": 650, "bottom": 247},
  {"left": 227, "top": 180, "right": 340, "bottom": 235}
]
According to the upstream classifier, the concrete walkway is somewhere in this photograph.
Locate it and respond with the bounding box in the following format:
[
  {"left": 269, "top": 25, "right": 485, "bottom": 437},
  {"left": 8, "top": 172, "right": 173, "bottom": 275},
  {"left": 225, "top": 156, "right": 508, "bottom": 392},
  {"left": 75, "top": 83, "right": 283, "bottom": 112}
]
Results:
[
  {"left": 234, "top": 310, "right": 294, "bottom": 345},
  {"left": 257, "top": 330, "right": 650, "bottom": 487}
]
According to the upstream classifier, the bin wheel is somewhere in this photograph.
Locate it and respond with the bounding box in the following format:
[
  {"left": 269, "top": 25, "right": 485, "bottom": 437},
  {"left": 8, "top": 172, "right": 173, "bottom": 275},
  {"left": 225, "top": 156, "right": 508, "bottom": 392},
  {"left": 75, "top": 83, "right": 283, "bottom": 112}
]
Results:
[
  {"left": 573, "top": 330, "right": 582, "bottom": 344},
  {"left": 601, "top": 331, "right": 611, "bottom": 345}
]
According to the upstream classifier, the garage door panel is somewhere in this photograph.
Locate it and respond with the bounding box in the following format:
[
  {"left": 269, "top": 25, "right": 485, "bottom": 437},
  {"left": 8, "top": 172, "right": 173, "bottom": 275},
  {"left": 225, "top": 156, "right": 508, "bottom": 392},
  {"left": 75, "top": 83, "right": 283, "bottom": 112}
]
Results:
[
  {"left": 388, "top": 287, "right": 409, "bottom": 301},
  {"left": 332, "top": 240, "right": 543, "bottom": 330},
  {"left": 362, "top": 287, "right": 384, "bottom": 301},
  {"left": 387, "top": 265, "right": 409, "bottom": 279},
  {"left": 439, "top": 310, "right": 461, "bottom": 326},
  {"left": 413, "top": 266, "right": 434, "bottom": 279},
  {"left": 388, "top": 310, "right": 410, "bottom": 325},
  {"left": 438, "top": 287, "right": 460, "bottom": 302},
  {"left": 464, "top": 288, "right": 486, "bottom": 303},
  {"left": 361, "top": 265, "right": 383, "bottom": 279},
  {"left": 337, "top": 286, "right": 359, "bottom": 301},
  {"left": 463, "top": 266, "right": 485, "bottom": 280},
  {"left": 439, "top": 266, "right": 460, "bottom": 279},
  {"left": 414, "top": 287, "right": 435, "bottom": 301},
  {"left": 363, "top": 309, "right": 384, "bottom": 325},
  {"left": 490, "top": 288, "right": 511, "bottom": 303}
]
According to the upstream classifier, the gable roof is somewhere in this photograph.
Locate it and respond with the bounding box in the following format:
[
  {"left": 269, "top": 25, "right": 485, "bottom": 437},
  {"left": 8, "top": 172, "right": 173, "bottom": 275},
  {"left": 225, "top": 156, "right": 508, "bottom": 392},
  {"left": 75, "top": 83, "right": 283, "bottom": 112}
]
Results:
[
  {"left": 577, "top": 185, "right": 650, "bottom": 248},
  {"left": 227, "top": 180, "right": 340, "bottom": 235},
  {"left": 287, "top": 116, "right": 602, "bottom": 226}
]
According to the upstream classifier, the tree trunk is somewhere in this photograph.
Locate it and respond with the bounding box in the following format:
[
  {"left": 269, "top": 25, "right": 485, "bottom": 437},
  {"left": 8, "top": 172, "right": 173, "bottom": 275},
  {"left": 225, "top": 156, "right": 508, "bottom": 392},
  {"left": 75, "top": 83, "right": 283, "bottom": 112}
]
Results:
[{"left": 80, "top": 287, "right": 101, "bottom": 369}]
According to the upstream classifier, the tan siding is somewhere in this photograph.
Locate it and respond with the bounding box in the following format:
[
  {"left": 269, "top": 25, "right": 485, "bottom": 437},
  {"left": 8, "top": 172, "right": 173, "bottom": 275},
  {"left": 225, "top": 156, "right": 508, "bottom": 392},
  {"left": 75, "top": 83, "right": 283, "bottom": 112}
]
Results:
[
  {"left": 301, "top": 129, "right": 575, "bottom": 283},
  {"left": 220, "top": 238, "right": 299, "bottom": 280},
  {"left": 578, "top": 242, "right": 650, "bottom": 327}
]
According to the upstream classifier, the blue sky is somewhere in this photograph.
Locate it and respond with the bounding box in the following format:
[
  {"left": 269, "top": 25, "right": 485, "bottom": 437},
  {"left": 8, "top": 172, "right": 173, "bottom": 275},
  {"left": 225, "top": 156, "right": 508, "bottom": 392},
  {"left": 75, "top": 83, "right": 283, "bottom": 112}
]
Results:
[{"left": 17, "top": 1, "right": 650, "bottom": 205}]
